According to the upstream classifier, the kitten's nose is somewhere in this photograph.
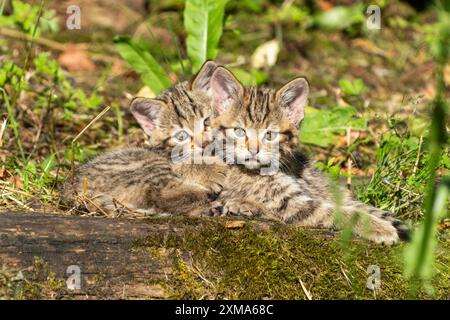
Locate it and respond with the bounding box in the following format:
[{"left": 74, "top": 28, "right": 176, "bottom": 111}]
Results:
[
  {"left": 201, "top": 140, "right": 209, "bottom": 148},
  {"left": 249, "top": 150, "right": 258, "bottom": 157}
]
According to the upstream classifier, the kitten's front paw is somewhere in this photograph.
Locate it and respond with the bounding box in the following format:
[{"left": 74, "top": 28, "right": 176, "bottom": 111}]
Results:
[
  {"left": 222, "top": 200, "right": 261, "bottom": 218},
  {"left": 206, "top": 164, "right": 228, "bottom": 194},
  {"left": 362, "top": 219, "right": 403, "bottom": 245},
  {"left": 201, "top": 201, "right": 223, "bottom": 217}
]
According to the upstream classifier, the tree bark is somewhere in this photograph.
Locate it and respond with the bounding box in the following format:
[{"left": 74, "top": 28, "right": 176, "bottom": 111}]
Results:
[{"left": 0, "top": 212, "right": 175, "bottom": 299}]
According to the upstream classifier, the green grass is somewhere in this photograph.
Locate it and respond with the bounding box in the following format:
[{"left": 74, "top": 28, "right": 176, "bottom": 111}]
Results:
[
  {"left": 355, "top": 133, "right": 449, "bottom": 220},
  {"left": 403, "top": 1, "right": 449, "bottom": 295}
]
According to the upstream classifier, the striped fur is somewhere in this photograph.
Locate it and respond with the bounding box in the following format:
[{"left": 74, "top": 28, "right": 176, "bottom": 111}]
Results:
[
  {"left": 63, "top": 63, "right": 409, "bottom": 244},
  {"left": 210, "top": 68, "right": 409, "bottom": 244},
  {"left": 63, "top": 62, "right": 227, "bottom": 216}
]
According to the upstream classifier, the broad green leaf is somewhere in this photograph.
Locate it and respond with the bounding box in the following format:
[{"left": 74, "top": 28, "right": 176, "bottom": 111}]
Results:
[
  {"left": 184, "top": 0, "right": 228, "bottom": 73},
  {"left": 300, "top": 106, "right": 367, "bottom": 147},
  {"left": 113, "top": 36, "right": 171, "bottom": 94}
]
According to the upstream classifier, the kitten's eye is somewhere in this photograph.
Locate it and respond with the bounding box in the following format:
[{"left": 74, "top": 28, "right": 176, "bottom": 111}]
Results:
[
  {"left": 204, "top": 117, "right": 211, "bottom": 127},
  {"left": 264, "top": 131, "right": 278, "bottom": 141},
  {"left": 234, "top": 128, "right": 246, "bottom": 138},
  {"left": 174, "top": 130, "right": 190, "bottom": 142}
]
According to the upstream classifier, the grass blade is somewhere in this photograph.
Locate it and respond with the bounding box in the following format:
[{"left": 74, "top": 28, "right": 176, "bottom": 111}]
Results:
[{"left": 403, "top": 1, "right": 449, "bottom": 294}]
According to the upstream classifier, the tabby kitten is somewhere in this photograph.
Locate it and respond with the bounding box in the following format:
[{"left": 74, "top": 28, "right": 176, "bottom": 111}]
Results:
[
  {"left": 63, "top": 61, "right": 227, "bottom": 216},
  {"left": 206, "top": 66, "right": 408, "bottom": 244}
]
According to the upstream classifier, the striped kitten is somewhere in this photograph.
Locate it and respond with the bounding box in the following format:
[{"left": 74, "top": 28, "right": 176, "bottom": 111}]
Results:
[
  {"left": 207, "top": 66, "right": 409, "bottom": 244},
  {"left": 63, "top": 61, "right": 227, "bottom": 216}
]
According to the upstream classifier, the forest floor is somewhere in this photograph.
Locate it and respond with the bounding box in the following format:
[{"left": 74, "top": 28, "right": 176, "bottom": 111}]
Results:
[{"left": 0, "top": 0, "right": 449, "bottom": 299}]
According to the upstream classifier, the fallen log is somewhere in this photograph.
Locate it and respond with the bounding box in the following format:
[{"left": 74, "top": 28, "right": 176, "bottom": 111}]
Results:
[
  {"left": 1, "top": 212, "right": 448, "bottom": 300},
  {"left": 0, "top": 212, "right": 175, "bottom": 299}
]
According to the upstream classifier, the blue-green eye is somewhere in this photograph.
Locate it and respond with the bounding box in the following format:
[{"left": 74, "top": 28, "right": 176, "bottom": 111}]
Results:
[
  {"left": 264, "top": 131, "right": 278, "bottom": 141},
  {"left": 174, "top": 130, "right": 190, "bottom": 142},
  {"left": 234, "top": 128, "right": 246, "bottom": 138}
]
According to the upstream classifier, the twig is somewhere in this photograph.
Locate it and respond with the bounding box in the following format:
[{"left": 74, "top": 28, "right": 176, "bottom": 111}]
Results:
[
  {"left": 0, "top": 118, "right": 7, "bottom": 147},
  {"left": 70, "top": 106, "right": 111, "bottom": 182},
  {"left": 0, "top": 27, "right": 117, "bottom": 64},
  {"left": 0, "top": 183, "right": 34, "bottom": 197},
  {"left": 72, "top": 106, "right": 112, "bottom": 145},
  {"left": 298, "top": 277, "right": 312, "bottom": 300},
  {"left": 0, "top": 27, "right": 67, "bottom": 51},
  {"left": 78, "top": 194, "right": 110, "bottom": 218},
  {"left": 192, "top": 263, "right": 217, "bottom": 293},
  {"left": 3, "top": 194, "right": 35, "bottom": 211},
  {"left": 339, "top": 264, "right": 352, "bottom": 287}
]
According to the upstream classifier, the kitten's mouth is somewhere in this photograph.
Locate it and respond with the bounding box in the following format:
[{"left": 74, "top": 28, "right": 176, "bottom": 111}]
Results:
[
  {"left": 243, "top": 155, "right": 277, "bottom": 172},
  {"left": 244, "top": 157, "right": 261, "bottom": 170}
]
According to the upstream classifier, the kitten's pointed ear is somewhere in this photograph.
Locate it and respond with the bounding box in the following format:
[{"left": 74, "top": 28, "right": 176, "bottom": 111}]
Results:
[
  {"left": 190, "top": 60, "right": 218, "bottom": 92},
  {"left": 210, "top": 66, "right": 244, "bottom": 114},
  {"left": 276, "top": 77, "right": 309, "bottom": 126},
  {"left": 130, "top": 97, "right": 166, "bottom": 136}
]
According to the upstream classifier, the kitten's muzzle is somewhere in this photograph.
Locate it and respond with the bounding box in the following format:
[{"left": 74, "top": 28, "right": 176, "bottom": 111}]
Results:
[
  {"left": 244, "top": 153, "right": 262, "bottom": 169},
  {"left": 244, "top": 160, "right": 261, "bottom": 170}
]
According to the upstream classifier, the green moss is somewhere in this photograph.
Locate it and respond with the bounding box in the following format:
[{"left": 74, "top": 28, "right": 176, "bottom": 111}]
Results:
[
  {"left": 0, "top": 257, "right": 68, "bottom": 300},
  {"left": 139, "top": 217, "right": 450, "bottom": 300}
]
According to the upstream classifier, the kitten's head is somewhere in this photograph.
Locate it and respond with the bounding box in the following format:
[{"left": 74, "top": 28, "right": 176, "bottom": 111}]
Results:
[
  {"left": 210, "top": 66, "right": 309, "bottom": 171},
  {"left": 130, "top": 61, "right": 219, "bottom": 158}
]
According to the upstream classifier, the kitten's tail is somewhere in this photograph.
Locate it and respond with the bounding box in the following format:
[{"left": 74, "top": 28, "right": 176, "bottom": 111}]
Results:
[{"left": 337, "top": 200, "right": 410, "bottom": 244}]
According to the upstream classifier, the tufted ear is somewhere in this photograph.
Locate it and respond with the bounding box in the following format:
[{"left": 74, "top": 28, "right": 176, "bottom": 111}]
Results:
[
  {"left": 276, "top": 77, "right": 309, "bottom": 126},
  {"left": 130, "top": 97, "right": 166, "bottom": 136},
  {"left": 210, "top": 66, "right": 244, "bottom": 114},
  {"left": 190, "top": 60, "right": 218, "bottom": 93}
]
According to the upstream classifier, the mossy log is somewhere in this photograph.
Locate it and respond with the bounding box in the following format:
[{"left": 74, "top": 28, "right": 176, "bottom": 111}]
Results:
[
  {"left": 0, "top": 212, "right": 173, "bottom": 299},
  {"left": 0, "top": 212, "right": 448, "bottom": 300}
]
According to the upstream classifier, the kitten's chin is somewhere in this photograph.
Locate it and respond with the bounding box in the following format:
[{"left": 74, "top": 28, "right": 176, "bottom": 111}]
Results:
[{"left": 244, "top": 161, "right": 261, "bottom": 170}]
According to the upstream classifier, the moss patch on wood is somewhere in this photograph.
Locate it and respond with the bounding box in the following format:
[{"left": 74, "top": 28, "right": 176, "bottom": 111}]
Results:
[
  {"left": 139, "top": 217, "right": 450, "bottom": 300},
  {"left": 0, "top": 257, "right": 68, "bottom": 300},
  {"left": 2, "top": 216, "right": 448, "bottom": 300}
]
